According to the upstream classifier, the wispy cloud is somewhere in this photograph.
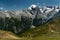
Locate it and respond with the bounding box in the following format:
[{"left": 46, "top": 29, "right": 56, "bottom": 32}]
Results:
[{"left": 0, "top": 7, "right": 4, "bottom": 9}]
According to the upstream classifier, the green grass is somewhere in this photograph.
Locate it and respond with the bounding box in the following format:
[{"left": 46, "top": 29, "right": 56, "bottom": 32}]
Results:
[{"left": 0, "top": 18, "right": 60, "bottom": 40}]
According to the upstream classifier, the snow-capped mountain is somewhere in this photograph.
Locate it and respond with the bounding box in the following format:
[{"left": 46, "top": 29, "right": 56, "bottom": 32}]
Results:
[
  {"left": 0, "top": 5, "right": 60, "bottom": 34},
  {"left": 28, "top": 5, "right": 60, "bottom": 25}
]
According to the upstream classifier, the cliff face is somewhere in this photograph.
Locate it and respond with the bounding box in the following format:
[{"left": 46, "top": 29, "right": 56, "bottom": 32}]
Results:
[{"left": 0, "top": 5, "right": 60, "bottom": 34}]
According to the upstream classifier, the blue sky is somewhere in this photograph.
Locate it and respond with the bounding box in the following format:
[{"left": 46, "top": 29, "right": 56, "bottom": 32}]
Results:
[{"left": 0, "top": 0, "right": 60, "bottom": 10}]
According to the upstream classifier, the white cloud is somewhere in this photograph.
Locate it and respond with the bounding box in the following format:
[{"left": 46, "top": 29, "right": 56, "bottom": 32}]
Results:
[{"left": 0, "top": 7, "right": 3, "bottom": 9}]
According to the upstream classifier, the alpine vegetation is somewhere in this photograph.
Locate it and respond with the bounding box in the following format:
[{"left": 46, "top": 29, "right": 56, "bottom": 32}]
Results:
[{"left": 0, "top": 5, "right": 60, "bottom": 34}]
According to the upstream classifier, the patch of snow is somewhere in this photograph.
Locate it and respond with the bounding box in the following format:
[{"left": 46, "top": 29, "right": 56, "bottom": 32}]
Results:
[
  {"left": 28, "top": 4, "right": 37, "bottom": 10},
  {"left": 31, "top": 25, "right": 36, "bottom": 29},
  {"left": 55, "top": 9, "right": 60, "bottom": 12}
]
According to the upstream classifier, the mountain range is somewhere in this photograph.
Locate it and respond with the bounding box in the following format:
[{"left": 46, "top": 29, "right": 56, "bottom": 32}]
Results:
[{"left": 0, "top": 5, "right": 60, "bottom": 34}]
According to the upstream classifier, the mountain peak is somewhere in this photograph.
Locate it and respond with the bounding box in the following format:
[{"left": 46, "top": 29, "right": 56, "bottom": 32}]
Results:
[{"left": 28, "top": 4, "right": 38, "bottom": 10}]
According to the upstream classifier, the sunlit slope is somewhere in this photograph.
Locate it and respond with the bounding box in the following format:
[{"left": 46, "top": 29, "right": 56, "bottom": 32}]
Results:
[{"left": 0, "top": 30, "right": 20, "bottom": 39}]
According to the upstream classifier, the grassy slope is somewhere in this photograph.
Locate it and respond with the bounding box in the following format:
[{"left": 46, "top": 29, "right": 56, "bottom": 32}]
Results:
[{"left": 0, "top": 18, "right": 60, "bottom": 40}]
